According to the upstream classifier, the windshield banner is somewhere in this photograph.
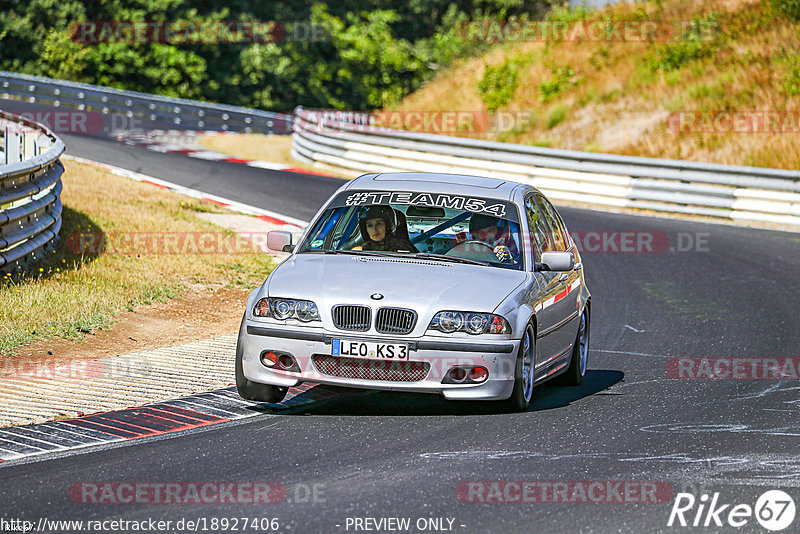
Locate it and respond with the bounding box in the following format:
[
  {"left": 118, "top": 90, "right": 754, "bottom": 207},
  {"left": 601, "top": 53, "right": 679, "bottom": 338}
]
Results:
[{"left": 332, "top": 191, "right": 519, "bottom": 222}]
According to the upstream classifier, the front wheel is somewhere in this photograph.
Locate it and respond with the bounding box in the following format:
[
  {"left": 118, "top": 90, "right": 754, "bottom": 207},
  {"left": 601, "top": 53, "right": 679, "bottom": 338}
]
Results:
[
  {"left": 500, "top": 323, "right": 536, "bottom": 412},
  {"left": 556, "top": 308, "right": 589, "bottom": 386},
  {"left": 235, "top": 319, "right": 288, "bottom": 403}
]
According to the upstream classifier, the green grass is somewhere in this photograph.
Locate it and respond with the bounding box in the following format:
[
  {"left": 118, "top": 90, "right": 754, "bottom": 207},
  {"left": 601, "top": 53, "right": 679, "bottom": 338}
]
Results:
[
  {"left": 0, "top": 159, "right": 276, "bottom": 356},
  {"left": 545, "top": 105, "right": 567, "bottom": 129}
]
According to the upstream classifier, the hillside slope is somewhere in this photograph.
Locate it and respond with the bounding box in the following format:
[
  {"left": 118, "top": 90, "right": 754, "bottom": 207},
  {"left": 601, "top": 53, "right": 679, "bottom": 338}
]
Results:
[{"left": 390, "top": 0, "right": 800, "bottom": 170}]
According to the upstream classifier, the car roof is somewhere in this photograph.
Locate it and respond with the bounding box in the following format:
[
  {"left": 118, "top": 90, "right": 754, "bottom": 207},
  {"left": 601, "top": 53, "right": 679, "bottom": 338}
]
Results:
[{"left": 345, "top": 172, "right": 529, "bottom": 202}]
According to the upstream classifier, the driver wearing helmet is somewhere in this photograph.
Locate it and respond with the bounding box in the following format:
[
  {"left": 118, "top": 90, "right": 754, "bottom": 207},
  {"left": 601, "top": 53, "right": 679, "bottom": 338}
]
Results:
[
  {"left": 356, "top": 206, "right": 416, "bottom": 252},
  {"left": 468, "top": 213, "right": 519, "bottom": 263}
]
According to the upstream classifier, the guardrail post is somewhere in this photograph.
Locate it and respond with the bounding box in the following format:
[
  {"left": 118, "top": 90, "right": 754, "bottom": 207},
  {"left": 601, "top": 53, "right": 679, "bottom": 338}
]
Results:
[
  {"left": 4, "top": 127, "right": 21, "bottom": 164},
  {"left": 22, "top": 132, "right": 36, "bottom": 160}
]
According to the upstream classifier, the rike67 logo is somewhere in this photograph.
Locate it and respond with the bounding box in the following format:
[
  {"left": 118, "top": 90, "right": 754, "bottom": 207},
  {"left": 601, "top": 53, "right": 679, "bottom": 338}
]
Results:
[{"left": 668, "top": 490, "right": 796, "bottom": 531}]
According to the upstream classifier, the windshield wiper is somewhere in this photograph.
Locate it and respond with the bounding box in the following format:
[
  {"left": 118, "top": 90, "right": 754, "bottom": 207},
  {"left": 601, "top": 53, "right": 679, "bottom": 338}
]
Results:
[
  {"left": 306, "top": 249, "right": 490, "bottom": 266},
  {"left": 320, "top": 249, "right": 387, "bottom": 257},
  {"left": 299, "top": 249, "right": 364, "bottom": 255},
  {"left": 406, "top": 252, "right": 490, "bottom": 266}
]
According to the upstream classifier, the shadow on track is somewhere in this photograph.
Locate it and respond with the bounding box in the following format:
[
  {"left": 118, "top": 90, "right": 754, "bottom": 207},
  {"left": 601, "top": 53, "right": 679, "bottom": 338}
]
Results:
[
  {"left": 283, "top": 369, "right": 624, "bottom": 416},
  {"left": 532, "top": 369, "right": 625, "bottom": 411}
]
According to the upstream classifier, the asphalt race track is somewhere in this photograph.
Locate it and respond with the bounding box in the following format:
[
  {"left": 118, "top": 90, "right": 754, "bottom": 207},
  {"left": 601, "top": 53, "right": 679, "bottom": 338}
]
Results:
[{"left": 2, "top": 101, "right": 800, "bottom": 533}]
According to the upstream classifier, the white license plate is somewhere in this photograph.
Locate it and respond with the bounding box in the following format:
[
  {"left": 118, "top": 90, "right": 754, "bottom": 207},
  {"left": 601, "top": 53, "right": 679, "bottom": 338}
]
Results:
[{"left": 332, "top": 339, "right": 409, "bottom": 361}]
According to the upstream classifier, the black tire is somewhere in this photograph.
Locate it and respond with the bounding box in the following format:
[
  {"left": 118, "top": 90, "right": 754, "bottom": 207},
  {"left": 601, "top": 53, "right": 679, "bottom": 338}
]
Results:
[
  {"left": 235, "top": 316, "right": 288, "bottom": 403},
  {"left": 500, "top": 322, "right": 536, "bottom": 412},
  {"left": 556, "top": 308, "right": 589, "bottom": 386}
]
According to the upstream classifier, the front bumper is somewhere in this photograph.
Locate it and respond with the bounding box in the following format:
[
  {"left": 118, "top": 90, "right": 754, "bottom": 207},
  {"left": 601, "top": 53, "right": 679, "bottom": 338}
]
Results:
[{"left": 240, "top": 322, "right": 520, "bottom": 400}]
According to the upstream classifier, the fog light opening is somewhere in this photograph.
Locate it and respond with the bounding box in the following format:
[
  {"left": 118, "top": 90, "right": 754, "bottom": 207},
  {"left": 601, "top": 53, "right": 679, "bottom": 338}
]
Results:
[
  {"left": 469, "top": 366, "right": 488, "bottom": 382},
  {"left": 261, "top": 351, "right": 278, "bottom": 367},
  {"left": 276, "top": 354, "right": 300, "bottom": 372},
  {"left": 450, "top": 367, "right": 468, "bottom": 383},
  {"left": 443, "top": 365, "right": 489, "bottom": 384}
]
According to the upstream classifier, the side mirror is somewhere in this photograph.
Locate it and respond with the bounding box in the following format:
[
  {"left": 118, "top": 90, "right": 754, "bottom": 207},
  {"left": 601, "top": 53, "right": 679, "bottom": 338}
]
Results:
[
  {"left": 267, "top": 231, "right": 294, "bottom": 253},
  {"left": 539, "top": 251, "right": 574, "bottom": 271}
]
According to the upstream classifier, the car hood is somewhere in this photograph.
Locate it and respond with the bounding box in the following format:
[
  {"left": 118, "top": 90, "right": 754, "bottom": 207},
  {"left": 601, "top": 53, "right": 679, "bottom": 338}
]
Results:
[{"left": 265, "top": 253, "right": 527, "bottom": 321}]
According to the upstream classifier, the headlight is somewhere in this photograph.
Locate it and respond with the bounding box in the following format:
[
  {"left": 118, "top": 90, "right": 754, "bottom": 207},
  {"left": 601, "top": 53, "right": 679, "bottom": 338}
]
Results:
[
  {"left": 253, "top": 298, "right": 271, "bottom": 317},
  {"left": 253, "top": 297, "right": 320, "bottom": 322},
  {"left": 428, "top": 311, "right": 511, "bottom": 335}
]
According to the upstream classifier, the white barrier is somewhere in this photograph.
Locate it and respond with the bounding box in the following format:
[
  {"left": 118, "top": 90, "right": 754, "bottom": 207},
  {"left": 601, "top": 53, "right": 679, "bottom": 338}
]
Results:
[
  {"left": 292, "top": 108, "right": 800, "bottom": 227},
  {"left": 0, "top": 111, "right": 64, "bottom": 271}
]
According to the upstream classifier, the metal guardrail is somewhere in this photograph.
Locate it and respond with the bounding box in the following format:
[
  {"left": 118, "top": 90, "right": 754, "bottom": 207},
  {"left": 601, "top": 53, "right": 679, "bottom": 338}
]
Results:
[
  {"left": 0, "top": 70, "right": 292, "bottom": 134},
  {"left": 292, "top": 107, "right": 800, "bottom": 227},
  {"left": 0, "top": 110, "right": 64, "bottom": 272}
]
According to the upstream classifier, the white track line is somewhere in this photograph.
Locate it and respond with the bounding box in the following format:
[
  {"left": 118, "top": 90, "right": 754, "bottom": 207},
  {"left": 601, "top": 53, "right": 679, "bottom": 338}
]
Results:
[{"left": 62, "top": 154, "right": 309, "bottom": 228}]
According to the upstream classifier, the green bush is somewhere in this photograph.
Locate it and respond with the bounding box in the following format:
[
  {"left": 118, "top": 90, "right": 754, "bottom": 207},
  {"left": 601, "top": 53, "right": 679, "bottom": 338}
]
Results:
[
  {"left": 545, "top": 5, "right": 593, "bottom": 23},
  {"left": 784, "top": 54, "right": 800, "bottom": 95},
  {"left": 539, "top": 66, "right": 575, "bottom": 101},
  {"left": 648, "top": 13, "right": 721, "bottom": 72},
  {"left": 545, "top": 105, "right": 566, "bottom": 129},
  {"left": 772, "top": 0, "right": 800, "bottom": 21},
  {"left": 478, "top": 59, "right": 519, "bottom": 113}
]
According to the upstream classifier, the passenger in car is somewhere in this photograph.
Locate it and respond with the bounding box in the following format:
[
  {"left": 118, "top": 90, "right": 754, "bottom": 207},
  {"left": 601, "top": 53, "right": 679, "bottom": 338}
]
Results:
[{"left": 356, "top": 206, "right": 417, "bottom": 252}]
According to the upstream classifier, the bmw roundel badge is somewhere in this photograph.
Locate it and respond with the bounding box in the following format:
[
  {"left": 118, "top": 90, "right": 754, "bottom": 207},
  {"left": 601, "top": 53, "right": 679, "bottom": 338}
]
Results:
[{"left": 370, "top": 293, "right": 384, "bottom": 300}]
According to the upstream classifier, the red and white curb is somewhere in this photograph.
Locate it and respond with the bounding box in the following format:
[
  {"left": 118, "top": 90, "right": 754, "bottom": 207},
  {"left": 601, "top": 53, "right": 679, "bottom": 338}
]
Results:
[
  {"left": 63, "top": 154, "right": 309, "bottom": 229},
  {"left": 0, "top": 385, "right": 366, "bottom": 464},
  {"left": 116, "top": 129, "right": 334, "bottom": 177}
]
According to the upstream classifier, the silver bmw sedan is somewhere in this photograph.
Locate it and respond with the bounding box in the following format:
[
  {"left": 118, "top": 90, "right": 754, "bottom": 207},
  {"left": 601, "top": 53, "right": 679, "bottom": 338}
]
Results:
[{"left": 236, "top": 172, "right": 590, "bottom": 411}]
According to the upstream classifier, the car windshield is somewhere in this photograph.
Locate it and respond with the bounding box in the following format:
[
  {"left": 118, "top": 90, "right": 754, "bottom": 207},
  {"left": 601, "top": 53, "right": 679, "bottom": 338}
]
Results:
[{"left": 298, "top": 190, "right": 524, "bottom": 270}]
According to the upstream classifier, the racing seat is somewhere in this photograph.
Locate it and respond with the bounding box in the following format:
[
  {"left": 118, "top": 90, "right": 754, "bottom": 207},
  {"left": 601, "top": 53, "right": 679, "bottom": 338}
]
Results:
[
  {"left": 392, "top": 209, "right": 411, "bottom": 243},
  {"left": 392, "top": 209, "right": 418, "bottom": 252}
]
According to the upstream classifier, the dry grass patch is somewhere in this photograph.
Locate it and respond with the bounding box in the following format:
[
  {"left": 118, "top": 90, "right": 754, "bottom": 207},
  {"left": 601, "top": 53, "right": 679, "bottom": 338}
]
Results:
[
  {"left": 198, "top": 133, "right": 297, "bottom": 164},
  {"left": 388, "top": 0, "right": 800, "bottom": 169},
  {"left": 197, "top": 133, "right": 353, "bottom": 178},
  {"left": 0, "top": 159, "right": 275, "bottom": 355}
]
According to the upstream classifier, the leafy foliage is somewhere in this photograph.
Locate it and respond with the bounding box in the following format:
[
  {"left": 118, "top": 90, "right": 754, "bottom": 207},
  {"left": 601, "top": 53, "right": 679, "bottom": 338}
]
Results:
[
  {"left": 648, "top": 13, "right": 722, "bottom": 72},
  {"left": 771, "top": 0, "right": 800, "bottom": 21},
  {"left": 782, "top": 51, "right": 800, "bottom": 95},
  {"left": 477, "top": 59, "right": 520, "bottom": 113},
  {"left": 0, "top": 0, "right": 555, "bottom": 111},
  {"left": 539, "top": 66, "right": 575, "bottom": 101}
]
